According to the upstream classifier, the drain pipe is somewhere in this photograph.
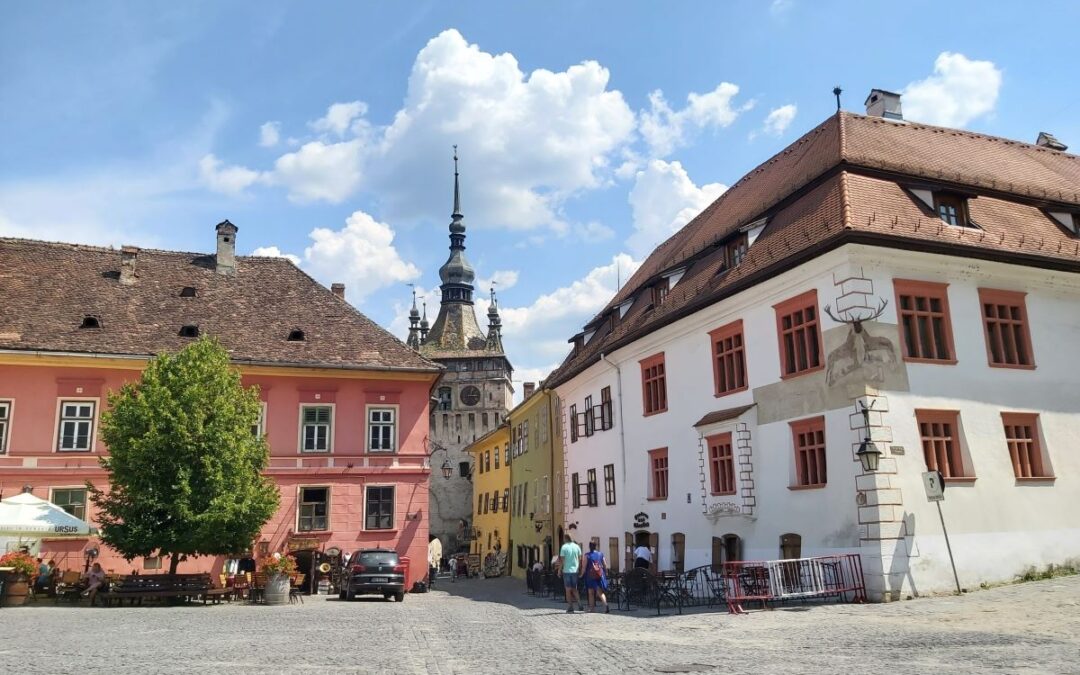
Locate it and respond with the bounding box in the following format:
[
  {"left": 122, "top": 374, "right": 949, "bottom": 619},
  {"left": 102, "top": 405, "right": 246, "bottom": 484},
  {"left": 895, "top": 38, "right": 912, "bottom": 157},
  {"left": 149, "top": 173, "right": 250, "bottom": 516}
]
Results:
[{"left": 599, "top": 353, "right": 627, "bottom": 484}]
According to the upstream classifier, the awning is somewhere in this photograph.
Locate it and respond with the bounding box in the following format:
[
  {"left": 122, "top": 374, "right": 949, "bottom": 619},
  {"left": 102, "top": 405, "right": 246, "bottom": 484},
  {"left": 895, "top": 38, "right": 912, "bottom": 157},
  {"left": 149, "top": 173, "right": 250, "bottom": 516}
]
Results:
[{"left": 0, "top": 492, "right": 97, "bottom": 537}]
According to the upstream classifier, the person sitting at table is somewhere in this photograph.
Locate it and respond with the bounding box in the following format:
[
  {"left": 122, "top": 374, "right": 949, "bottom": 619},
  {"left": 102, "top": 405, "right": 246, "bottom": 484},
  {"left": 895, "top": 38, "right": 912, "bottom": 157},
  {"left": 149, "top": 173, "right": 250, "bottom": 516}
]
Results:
[
  {"left": 82, "top": 562, "right": 107, "bottom": 606},
  {"left": 35, "top": 558, "right": 52, "bottom": 593}
]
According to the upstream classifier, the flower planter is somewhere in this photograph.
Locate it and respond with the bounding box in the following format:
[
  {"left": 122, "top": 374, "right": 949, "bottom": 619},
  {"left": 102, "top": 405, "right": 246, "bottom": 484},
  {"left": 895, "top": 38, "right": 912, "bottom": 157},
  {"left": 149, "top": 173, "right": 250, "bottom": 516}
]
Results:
[
  {"left": 1, "top": 573, "right": 31, "bottom": 607},
  {"left": 263, "top": 572, "right": 290, "bottom": 605}
]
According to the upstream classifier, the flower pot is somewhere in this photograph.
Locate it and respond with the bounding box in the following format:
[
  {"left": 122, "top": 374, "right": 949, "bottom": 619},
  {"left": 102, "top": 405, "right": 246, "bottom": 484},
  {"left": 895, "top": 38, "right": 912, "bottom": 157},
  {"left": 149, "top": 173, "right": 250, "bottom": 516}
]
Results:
[
  {"left": 1, "top": 573, "right": 31, "bottom": 607},
  {"left": 263, "top": 572, "right": 291, "bottom": 605}
]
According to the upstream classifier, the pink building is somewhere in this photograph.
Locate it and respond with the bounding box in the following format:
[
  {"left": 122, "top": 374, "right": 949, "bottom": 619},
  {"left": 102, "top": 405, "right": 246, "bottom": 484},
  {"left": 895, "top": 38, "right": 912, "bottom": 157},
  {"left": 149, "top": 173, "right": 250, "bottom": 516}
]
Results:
[{"left": 0, "top": 223, "right": 441, "bottom": 589}]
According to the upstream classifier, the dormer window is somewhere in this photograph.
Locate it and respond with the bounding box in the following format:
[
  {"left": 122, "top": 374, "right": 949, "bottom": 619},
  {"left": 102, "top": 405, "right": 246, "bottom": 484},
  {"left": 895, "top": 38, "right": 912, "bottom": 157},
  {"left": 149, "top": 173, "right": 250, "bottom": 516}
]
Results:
[
  {"left": 180, "top": 286, "right": 197, "bottom": 298},
  {"left": 652, "top": 278, "right": 670, "bottom": 307},
  {"left": 179, "top": 325, "right": 199, "bottom": 338},
  {"left": 933, "top": 193, "right": 969, "bottom": 228},
  {"left": 1045, "top": 210, "right": 1080, "bottom": 237},
  {"left": 79, "top": 316, "right": 101, "bottom": 329},
  {"left": 723, "top": 233, "right": 749, "bottom": 269},
  {"left": 287, "top": 329, "right": 306, "bottom": 342}
]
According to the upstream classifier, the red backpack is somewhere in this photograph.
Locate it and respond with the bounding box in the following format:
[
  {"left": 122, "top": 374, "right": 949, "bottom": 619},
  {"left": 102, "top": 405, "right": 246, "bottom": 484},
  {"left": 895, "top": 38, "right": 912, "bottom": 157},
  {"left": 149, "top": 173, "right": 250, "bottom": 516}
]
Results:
[{"left": 587, "top": 553, "right": 603, "bottom": 579}]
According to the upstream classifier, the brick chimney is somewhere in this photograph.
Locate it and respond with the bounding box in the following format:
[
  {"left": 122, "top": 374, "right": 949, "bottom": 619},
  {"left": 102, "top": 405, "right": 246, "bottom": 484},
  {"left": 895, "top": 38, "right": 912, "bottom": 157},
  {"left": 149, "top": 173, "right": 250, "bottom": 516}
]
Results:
[
  {"left": 331, "top": 283, "right": 346, "bottom": 299},
  {"left": 119, "top": 246, "right": 139, "bottom": 285},
  {"left": 864, "top": 89, "right": 903, "bottom": 120},
  {"left": 523, "top": 382, "right": 536, "bottom": 400},
  {"left": 215, "top": 220, "right": 238, "bottom": 276}
]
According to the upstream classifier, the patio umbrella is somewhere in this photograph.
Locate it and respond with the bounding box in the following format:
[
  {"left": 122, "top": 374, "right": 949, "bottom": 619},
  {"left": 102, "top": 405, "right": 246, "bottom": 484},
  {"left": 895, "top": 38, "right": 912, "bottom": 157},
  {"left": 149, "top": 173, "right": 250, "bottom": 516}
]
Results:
[{"left": 0, "top": 492, "right": 96, "bottom": 537}]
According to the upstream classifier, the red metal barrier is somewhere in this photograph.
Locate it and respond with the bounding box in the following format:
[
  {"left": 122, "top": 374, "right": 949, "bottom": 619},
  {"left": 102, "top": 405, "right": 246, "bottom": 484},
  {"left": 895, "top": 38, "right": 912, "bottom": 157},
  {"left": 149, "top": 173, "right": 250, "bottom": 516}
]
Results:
[{"left": 722, "top": 554, "right": 865, "bottom": 614}]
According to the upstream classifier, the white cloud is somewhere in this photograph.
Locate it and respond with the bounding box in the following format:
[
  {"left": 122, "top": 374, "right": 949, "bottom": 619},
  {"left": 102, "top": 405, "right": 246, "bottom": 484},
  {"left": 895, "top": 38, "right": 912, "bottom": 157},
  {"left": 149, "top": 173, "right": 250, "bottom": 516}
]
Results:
[
  {"left": 259, "top": 121, "right": 281, "bottom": 147},
  {"left": 251, "top": 245, "right": 300, "bottom": 265},
  {"left": 263, "top": 210, "right": 420, "bottom": 303},
  {"left": 626, "top": 159, "right": 726, "bottom": 256},
  {"left": 269, "top": 139, "right": 365, "bottom": 203},
  {"left": 639, "top": 83, "right": 753, "bottom": 157},
  {"left": 757, "top": 104, "right": 798, "bottom": 138},
  {"left": 574, "top": 221, "right": 616, "bottom": 243},
  {"left": 309, "top": 101, "right": 370, "bottom": 138},
  {"left": 902, "top": 52, "right": 1002, "bottom": 128},
  {"left": 770, "top": 0, "right": 794, "bottom": 16},
  {"left": 476, "top": 270, "right": 520, "bottom": 294},
  {"left": 198, "top": 154, "right": 263, "bottom": 196}
]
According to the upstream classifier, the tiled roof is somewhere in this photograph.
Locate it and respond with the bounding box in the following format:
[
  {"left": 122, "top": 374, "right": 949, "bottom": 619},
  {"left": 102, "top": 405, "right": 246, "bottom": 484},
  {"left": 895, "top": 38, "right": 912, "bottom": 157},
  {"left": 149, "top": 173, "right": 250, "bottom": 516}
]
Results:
[
  {"left": 548, "top": 112, "right": 1080, "bottom": 388},
  {"left": 0, "top": 238, "right": 441, "bottom": 372},
  {"left": 693, "top": 404, "right": 756, "bottom": 428}
]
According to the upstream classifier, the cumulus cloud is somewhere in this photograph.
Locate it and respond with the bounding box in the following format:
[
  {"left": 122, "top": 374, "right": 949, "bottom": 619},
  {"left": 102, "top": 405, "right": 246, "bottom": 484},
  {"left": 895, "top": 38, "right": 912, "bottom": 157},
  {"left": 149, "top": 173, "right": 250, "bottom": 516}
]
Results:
[
  {"left": 626, "top": 159, "right": 726, "bottom": 256},
  {"left": 755, "top": 104, "right": 797, "bottom": 138},
  {"left": 259, "top": 121, "right": 281, "bottom": 147},
  {"left": 477, "top": 270, "right": 520, "bottom": 294},
  {"left": 639, "top": 83, "right": 754, "bottom": 157},
  {"left": 269, "top": 139, "right": 365, "bottom": 203},
  {"left": 251, "top": 245, "right": 300, "bottom": 265},
  {"left": 309, "top": 101, "right": 370, "bottom": 138},
  {"left": 902, "top": 52, "right": 1002, "bottom": 128},
  {"left": 257, "top": 210, "right": 420, "bottom": 303},
  {"left": 198, "top": 154, "right": 263, "bottom": 195}
]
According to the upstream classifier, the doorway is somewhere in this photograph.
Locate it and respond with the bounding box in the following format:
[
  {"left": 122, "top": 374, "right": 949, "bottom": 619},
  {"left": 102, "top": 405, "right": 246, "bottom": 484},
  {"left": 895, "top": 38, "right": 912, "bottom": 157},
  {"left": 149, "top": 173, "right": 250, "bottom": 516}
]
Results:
[{"left": 291, "top": 549, "right": 317, "bottom": 594}]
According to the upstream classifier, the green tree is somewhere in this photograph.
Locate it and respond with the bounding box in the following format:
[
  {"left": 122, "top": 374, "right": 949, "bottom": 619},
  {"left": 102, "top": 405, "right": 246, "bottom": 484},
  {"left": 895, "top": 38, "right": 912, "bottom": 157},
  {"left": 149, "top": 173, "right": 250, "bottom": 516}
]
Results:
[{"left": 90, "top": 336, "right": 280, "bottom": 574}]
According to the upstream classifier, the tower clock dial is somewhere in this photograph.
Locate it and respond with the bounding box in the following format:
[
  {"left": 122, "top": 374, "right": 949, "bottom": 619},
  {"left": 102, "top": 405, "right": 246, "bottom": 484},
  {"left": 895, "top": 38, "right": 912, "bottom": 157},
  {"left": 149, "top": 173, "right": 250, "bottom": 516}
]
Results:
[{"left": 459, "top": 385, "right": 481, "bottom": 406}]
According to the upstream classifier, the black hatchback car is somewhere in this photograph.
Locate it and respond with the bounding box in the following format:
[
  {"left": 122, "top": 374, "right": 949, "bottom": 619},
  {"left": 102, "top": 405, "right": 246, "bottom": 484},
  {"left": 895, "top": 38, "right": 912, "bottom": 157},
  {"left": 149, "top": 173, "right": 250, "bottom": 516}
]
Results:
[{"left": 340, "top": 549, "right": 406, "bottom": 602}]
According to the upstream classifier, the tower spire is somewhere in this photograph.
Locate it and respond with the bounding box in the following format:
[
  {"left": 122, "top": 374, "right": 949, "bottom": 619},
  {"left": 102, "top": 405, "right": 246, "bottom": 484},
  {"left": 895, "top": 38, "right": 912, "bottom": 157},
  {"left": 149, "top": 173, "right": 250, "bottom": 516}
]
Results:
[
  {"left": 406, "top": 284, "right": 421, "bottom": 350},
  {"left": 486, "top": 284, "right": 504, "bottom": 352},
  {"left": 452, "top": 144, "right": 461, "bottom": 218}
]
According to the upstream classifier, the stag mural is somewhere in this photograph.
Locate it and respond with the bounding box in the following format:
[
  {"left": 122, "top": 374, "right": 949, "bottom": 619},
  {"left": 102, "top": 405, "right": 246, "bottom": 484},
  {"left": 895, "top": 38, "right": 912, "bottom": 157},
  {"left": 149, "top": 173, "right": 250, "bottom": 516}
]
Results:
[{"left": 824, "top": 298, "right": 897, "bottom": 386}]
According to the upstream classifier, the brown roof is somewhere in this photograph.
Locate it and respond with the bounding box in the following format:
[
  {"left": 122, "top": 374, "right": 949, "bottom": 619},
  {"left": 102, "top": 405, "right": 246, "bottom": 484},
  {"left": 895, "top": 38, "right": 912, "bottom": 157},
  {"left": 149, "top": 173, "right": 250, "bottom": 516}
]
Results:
[
  {"left": 0, "top": 238, "right": 441, "bottom": 373},
  {"left": 548, "top": 112, "right": 1080, "bottom": 388},
  {"left": 693, "top": 404, "right": 756, "bottom": 428}
]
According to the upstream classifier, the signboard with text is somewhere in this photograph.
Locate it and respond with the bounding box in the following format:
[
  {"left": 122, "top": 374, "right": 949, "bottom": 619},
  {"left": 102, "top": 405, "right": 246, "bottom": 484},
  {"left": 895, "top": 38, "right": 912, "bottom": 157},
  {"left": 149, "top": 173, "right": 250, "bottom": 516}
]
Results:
[{"left": 922, "top": 471, "right": 945, "bottom": 502}]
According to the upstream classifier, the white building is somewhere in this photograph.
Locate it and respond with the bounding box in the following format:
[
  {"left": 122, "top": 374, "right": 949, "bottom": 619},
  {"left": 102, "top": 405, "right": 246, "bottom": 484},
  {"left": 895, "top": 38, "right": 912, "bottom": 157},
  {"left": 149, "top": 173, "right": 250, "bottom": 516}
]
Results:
[{"left": 549, "top": 92, "right": 1080, "bottom": 600}]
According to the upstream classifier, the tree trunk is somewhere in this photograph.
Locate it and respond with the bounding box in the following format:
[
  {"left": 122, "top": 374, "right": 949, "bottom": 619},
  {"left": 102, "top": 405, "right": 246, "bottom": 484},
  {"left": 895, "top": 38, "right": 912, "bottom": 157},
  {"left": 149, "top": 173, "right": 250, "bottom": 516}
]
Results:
[{"left": 169, "top": 553, "right": 181, "bottom": 575}]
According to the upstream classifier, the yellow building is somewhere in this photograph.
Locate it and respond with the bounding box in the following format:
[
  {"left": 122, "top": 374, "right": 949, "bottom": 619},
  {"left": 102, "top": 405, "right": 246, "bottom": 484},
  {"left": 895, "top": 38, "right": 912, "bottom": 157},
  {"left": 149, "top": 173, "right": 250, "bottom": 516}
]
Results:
[{"left": 467, "top": 423, "right": 511, "bottom": 574}]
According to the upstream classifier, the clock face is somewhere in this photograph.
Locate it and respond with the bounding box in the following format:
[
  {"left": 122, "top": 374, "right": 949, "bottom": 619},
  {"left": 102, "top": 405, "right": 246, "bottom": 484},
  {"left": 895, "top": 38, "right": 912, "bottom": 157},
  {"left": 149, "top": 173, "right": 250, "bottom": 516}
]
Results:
[{"left": 459, "top": 385, "right": 481, "bottom": 406}]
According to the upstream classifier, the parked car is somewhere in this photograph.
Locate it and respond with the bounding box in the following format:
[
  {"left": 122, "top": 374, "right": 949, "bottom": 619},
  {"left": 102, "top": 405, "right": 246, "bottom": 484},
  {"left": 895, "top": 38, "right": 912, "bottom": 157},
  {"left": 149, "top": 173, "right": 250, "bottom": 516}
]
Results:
[{"left": 340, "top": 548, "right": 406, "bottom": 602}]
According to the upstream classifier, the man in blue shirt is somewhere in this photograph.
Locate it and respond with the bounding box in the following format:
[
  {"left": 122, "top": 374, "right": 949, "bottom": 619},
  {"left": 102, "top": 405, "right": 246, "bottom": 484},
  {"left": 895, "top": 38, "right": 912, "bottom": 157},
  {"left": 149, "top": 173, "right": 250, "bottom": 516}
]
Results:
[{"left": 556, "top": 534, "right": 584, "bottom": 613}]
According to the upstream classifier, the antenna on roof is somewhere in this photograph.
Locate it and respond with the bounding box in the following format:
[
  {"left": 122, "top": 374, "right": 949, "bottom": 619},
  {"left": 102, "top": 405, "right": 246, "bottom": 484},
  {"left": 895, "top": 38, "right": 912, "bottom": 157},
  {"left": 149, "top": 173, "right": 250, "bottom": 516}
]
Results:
[
  {"left": 616, "top": 259, "right": 621, "bottom": 290},
  {"left": 833, "top": 86, "right": 843, "bottom": 112}
]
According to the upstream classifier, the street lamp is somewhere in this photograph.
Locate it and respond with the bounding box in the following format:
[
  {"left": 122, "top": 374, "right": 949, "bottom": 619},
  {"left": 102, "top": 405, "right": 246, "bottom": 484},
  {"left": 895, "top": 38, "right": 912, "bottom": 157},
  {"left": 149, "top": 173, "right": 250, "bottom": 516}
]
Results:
[
  {"left": 441, "top": 459, "right": 453, "bottom": 480},
  {"left": 855, "top": 400, "right": 882, "bottom": 472}
]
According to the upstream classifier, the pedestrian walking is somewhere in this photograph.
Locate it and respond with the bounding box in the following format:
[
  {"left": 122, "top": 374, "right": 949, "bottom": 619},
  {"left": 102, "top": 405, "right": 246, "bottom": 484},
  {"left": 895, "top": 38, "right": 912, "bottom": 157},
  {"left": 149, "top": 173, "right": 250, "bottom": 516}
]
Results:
[
  {"left": 583, "top": 541, "right": 610, "bottom": 613},
  {"left": 556, "top": 534, "right": 584, "bottom": 613},
  {"left": 633, "top": 542, "right": 652, "bottom": 570}
]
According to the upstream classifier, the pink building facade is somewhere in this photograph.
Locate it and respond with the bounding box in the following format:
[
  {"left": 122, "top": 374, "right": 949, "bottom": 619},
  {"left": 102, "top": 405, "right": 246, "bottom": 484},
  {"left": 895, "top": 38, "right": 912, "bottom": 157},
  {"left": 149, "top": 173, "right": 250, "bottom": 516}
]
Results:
[{"left": 0, "top": 227, "right": 441, "bottom": 588}]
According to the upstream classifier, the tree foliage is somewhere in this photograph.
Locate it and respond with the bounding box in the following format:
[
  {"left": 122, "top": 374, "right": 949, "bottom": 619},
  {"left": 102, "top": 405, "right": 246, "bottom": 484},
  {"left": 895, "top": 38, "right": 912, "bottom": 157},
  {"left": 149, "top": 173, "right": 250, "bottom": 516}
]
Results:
[{"left": 90, "top": 337, "right": 280, "bottom": 573}]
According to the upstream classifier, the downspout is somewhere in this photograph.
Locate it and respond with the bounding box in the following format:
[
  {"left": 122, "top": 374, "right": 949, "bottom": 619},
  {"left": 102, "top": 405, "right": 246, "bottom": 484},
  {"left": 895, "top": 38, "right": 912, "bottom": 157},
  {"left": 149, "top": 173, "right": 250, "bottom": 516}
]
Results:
[
  {"left": 546, "top": 389, "right": 557, "bottom": 556},
  {"left": 599, "top": 353, "right": 627, "bottom": 485}
]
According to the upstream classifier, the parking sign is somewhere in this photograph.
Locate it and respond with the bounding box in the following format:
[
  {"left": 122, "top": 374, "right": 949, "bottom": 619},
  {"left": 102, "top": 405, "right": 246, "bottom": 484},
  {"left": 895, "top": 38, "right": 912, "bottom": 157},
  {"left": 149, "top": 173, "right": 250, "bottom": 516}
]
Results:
[{"left": 922, "top": 471, "right": 945, "bottom": 502}]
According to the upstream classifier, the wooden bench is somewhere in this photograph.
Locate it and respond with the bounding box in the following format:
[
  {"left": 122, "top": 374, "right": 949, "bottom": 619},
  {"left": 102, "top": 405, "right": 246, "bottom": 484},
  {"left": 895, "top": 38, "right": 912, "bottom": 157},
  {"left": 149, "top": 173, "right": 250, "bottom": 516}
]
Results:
[{"left": 101, "top": 573, "right": 213, "bottom": 606}]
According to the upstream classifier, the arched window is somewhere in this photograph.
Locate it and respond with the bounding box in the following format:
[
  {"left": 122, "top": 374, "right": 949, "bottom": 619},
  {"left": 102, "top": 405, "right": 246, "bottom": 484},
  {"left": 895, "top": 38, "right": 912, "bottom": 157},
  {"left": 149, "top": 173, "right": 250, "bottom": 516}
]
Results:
[{"left": 780, "top": 533, "right": 802, "bottom": 560}]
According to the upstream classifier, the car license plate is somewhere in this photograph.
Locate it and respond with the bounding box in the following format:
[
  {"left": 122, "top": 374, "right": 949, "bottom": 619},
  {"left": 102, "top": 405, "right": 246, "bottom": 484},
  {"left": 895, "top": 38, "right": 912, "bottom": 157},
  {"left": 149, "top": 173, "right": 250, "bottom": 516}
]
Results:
[{"left": 370, "top": 577, "right": 388, "bottom": 583}]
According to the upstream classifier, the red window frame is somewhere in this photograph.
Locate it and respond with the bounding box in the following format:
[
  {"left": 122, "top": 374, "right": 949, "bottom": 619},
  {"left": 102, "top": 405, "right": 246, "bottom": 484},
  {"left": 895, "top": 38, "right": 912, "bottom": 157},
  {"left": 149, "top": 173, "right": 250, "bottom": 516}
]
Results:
[
  {"left": 774, "top": 290, "right": 823, "bottom": 378},
  {"left": 978, "top": 288, "right": 1035, "bottom": 369},
  {"left": 790, "top": 416, "right": 827, "bottom": 488},
  {"left": 915, "top": 409, "right": 972, "bottom": 481},
  {"left": 893, "top": 279, "right": 956, "bottom": 364},
  {"left": 707, "top": 433, "right": 736, "bottom": 495},
  {"left": 640, "top": 353, "right": 668, "bottom": 416},
  {"left": 709, "top": 320, "right": 748, "bottom": 397},
  {"left": 648, "top": 448, "right": 669, "bottom": 500},
  {"left": 1001, "top": 413, "right": 1052, "bottom": 480}
]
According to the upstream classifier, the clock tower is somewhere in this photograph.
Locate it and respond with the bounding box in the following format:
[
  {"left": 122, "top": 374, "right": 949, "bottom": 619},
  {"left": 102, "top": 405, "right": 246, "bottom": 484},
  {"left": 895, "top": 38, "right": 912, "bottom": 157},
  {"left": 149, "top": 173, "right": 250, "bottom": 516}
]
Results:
[{"left": 415, "top": 149, "right": 514, "bottom": 553}]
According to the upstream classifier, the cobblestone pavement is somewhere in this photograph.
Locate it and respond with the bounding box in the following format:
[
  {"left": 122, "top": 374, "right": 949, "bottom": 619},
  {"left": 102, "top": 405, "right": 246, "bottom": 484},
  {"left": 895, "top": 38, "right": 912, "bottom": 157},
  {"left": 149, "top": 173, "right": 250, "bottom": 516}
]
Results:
[{"left": 2, "top": 575, "right": 1078, "bottom": 674}]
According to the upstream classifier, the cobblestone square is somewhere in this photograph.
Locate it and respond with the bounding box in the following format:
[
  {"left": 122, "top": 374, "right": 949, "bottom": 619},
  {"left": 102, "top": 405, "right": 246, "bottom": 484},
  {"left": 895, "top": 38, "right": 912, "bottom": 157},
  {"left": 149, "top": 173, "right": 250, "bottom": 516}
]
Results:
[{"left": 2, "top": 575, "right": 1077, "bottom": 674}]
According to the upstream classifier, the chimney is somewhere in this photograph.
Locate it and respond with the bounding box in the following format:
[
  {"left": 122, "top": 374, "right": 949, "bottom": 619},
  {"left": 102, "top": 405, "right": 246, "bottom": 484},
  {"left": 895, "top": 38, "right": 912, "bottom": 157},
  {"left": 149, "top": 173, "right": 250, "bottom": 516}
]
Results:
[
  {"left": 864, "top": 89, "right": 903, "bottom": 120},
  {"left": 523, "top": 382, "right": 536, "bottom": 400},
  {"left": 119, "top": 246, "right": 139, "bottom": 285},
  {"left": 215, "top": 220, "right": 238, "bottom": 276},
  {"left": 1036, "top": 132, "right": 1068, "bottom": 152},
  {"left": 331, "top": 283, "right": 346, "bottom": 299}
]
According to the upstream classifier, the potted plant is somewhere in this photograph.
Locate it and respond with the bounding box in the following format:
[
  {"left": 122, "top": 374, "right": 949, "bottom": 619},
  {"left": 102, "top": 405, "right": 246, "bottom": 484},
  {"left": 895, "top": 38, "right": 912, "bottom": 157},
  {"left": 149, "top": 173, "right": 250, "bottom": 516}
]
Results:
[
  {"left": 0, "top": 551, "right": 38, "bottom": 607},
  {"left": 259, "top": 553, "right": 297, "bottom": 605}
]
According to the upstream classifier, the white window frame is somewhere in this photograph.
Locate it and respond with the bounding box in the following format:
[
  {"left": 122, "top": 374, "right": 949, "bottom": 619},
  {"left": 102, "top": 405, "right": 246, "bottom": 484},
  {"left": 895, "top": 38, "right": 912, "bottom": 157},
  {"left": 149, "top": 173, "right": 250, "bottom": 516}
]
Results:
[
  {"left": 50, "top": 486, "right": 88, "bottom": 521},
  {"left": 363, "top": 484, "right": 395, "bottom": 531},
  {"left": 298, "top": 404, "right": 334, "bottom": 454},
  {"left": 0, "top": 399, "right": 12, "bottom": 454},
  {"left": 54, "top": 399, "right": 98, "bottom": 453},
  {"left": 366, "top": 405, "right": 398, "bottom": 453},
  {"left": 296, "top": 485, "right": 331, "bottom": 532},
  {"left": 252, "top": 401, "right": 267, "bottom": 438}
]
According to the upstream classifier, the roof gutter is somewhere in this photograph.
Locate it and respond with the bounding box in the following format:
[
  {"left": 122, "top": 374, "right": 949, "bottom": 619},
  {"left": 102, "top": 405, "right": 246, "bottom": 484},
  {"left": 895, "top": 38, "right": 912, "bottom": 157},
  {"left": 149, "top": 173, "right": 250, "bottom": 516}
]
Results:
[{"left": 0, "top": 348, "right": 443, "bottom": 374}]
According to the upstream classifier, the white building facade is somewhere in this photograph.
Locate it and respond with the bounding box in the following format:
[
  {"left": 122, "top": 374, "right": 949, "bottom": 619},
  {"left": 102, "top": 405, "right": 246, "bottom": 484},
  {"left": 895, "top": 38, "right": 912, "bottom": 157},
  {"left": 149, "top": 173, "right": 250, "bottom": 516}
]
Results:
[{"left": 551, "top": 100, "right": 1080, "bottom": 600}]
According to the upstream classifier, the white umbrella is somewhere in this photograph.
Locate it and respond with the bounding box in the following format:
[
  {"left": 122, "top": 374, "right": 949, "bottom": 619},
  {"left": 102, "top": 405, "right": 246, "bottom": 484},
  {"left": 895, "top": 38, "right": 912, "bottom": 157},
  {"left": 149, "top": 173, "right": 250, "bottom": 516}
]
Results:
[{"left": 0, "top": 492, "right": 96, "bottom": 537}]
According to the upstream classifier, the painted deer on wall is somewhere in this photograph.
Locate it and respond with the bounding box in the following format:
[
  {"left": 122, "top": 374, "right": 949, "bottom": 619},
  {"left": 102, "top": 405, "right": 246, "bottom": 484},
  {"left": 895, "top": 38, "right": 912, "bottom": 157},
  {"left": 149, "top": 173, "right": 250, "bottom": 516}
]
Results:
[{"left": 824, "top": 298, "right": 896, "bottom": 385}]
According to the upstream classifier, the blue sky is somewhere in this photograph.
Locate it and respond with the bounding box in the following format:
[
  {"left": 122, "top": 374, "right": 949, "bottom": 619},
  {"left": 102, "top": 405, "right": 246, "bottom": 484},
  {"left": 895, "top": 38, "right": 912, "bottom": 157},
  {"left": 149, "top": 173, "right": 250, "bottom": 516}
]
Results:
[{"left": 3, "top": 0, "right": 1078, "bottom": 387}]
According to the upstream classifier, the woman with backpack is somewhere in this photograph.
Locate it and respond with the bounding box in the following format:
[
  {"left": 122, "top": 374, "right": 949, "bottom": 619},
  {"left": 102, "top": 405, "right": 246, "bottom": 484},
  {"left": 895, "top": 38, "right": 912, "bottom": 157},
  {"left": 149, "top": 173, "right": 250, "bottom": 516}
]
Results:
[{"left": 583, "top": 541, "right": 610, "bottom": 613}]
